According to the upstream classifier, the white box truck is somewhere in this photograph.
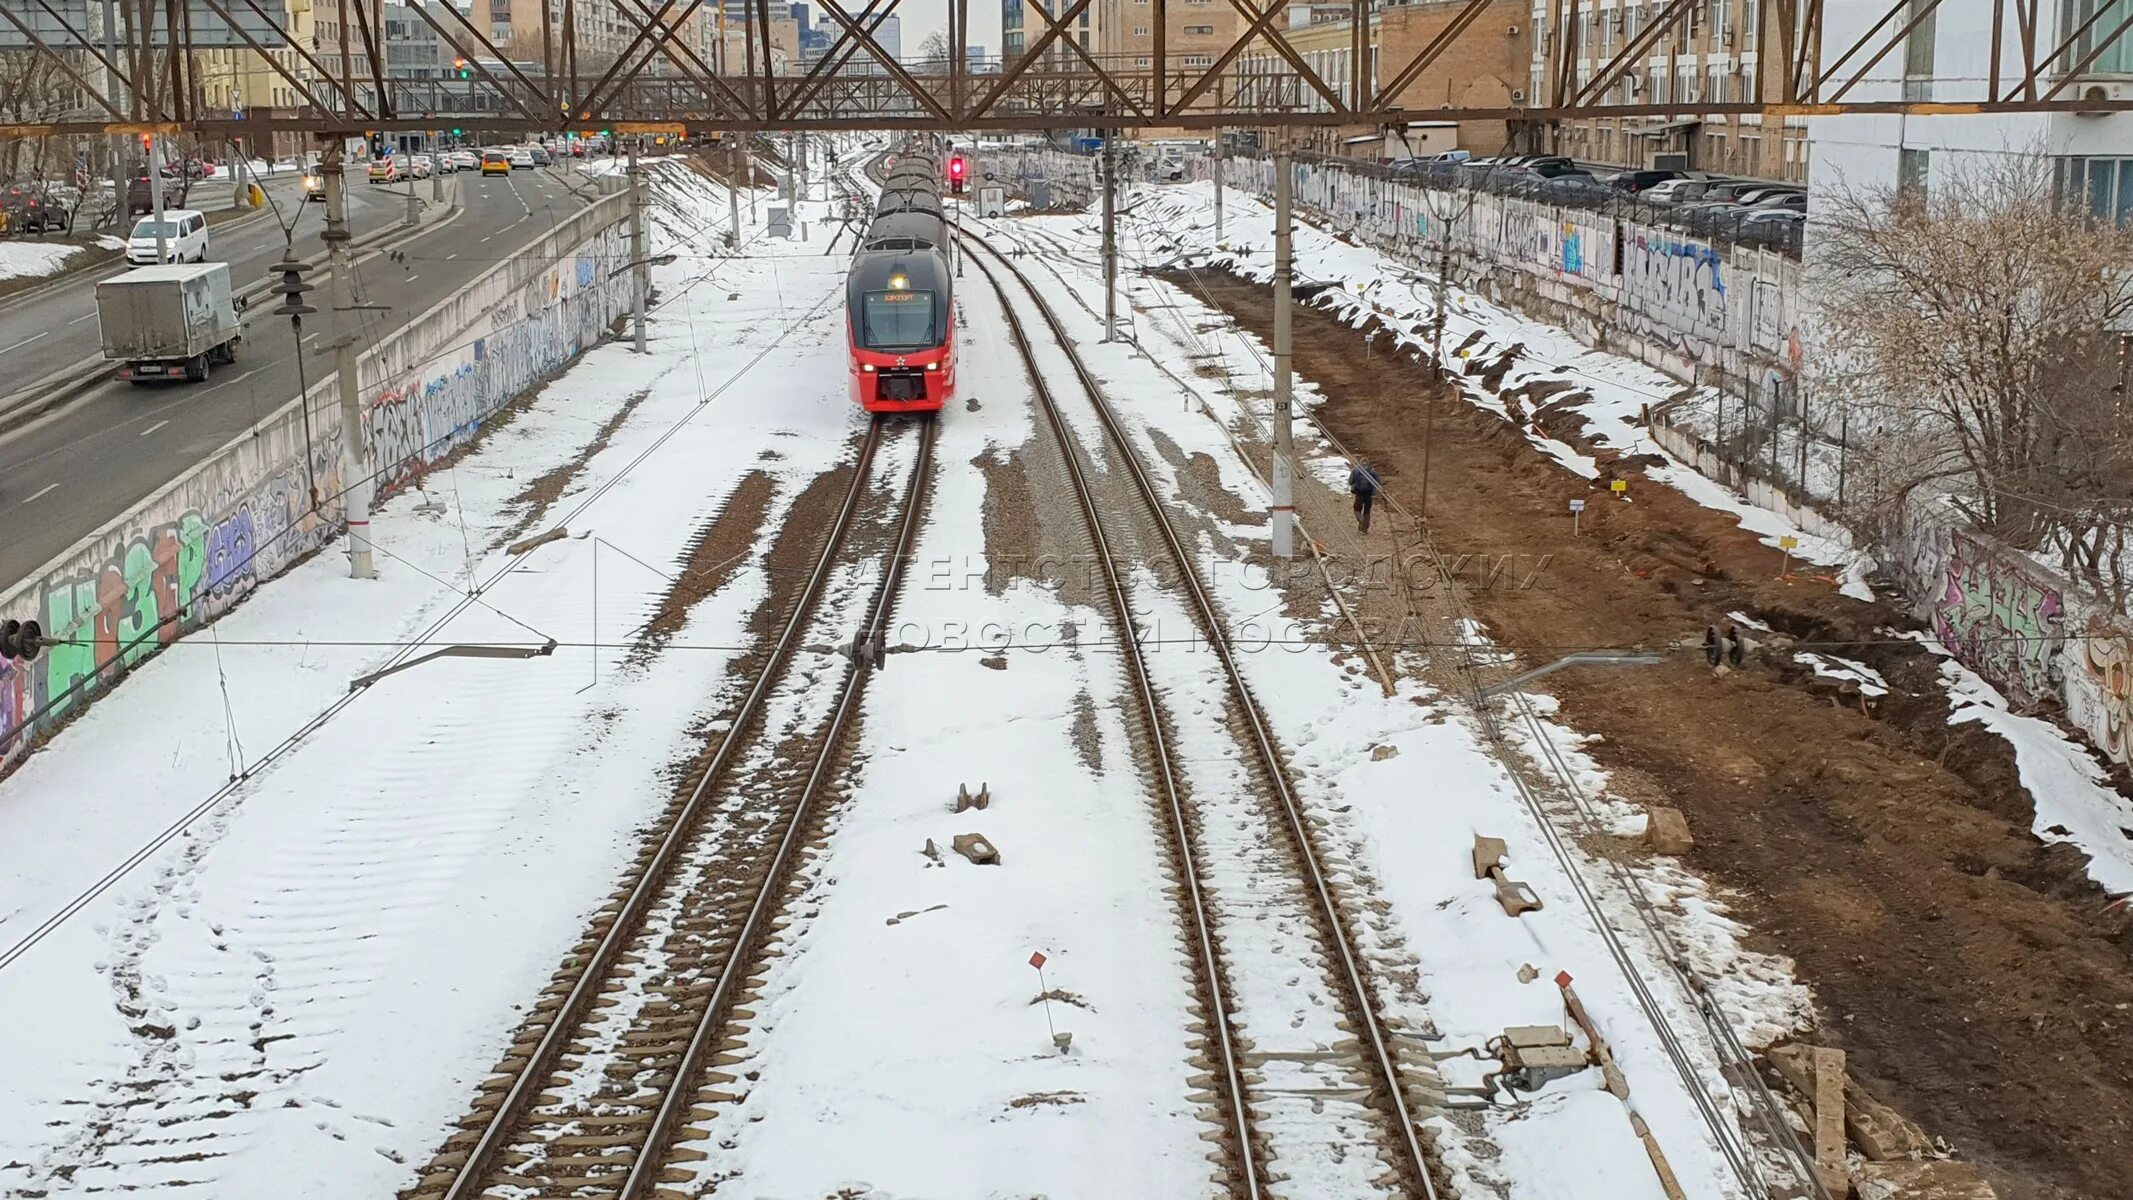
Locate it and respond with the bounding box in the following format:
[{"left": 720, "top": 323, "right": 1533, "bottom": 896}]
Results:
[{"left": 96, "top": 261, "right": 245, "bottom": 384}]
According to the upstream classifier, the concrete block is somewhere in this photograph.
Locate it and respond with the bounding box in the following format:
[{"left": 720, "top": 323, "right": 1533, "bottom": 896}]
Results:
[
  {"left": 1813, "top": 1046, "right": 1849, "bottom": 1199},
  {"left": 952, "top": 833, "right": 1000, "bottom": 865},
  {"left": 1845, "top": 1081, "right": 1933, "bottom": 1162},
  {"left": 1645, "top": 806, "right": 1694, "bottom": 856}
]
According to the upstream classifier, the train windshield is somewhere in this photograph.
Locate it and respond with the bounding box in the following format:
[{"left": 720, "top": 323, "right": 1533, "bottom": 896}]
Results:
[{"left": 860, "top": 290, "right": 936, "bottom": 350}]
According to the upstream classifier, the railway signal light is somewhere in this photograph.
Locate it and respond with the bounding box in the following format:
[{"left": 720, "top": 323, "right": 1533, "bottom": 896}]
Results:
[
  {"left": 0, "top": 618, "right": 43, "bottom": 663},
  {"left": 948, "top": 154, "right": 967, "bottom": 195}
]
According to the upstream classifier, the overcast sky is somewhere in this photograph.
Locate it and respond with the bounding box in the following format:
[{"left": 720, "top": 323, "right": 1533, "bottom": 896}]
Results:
[{"left": 867, "top": 0, "right": 1005, "bottom": 62}]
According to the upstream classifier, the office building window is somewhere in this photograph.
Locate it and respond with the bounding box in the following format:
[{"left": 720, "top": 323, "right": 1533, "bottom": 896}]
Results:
[
  {"left": 1899, "top": 147, "right": 1931, "bottom": 197},
  {"left": 1134, "top": 25, "right": 1148, "bottom": 34},
  {"left": 2061, "top": 0, "right": 2133, "bottom": 73},
  {"left": 2058, "top": 156, "right": 2133, "bottom": 224},
  {"left": 1903, "top": 0, "right": 1936, "bottom": 99},
  {"left": 1184, "top": 23, "right": 1213, "bottom": 33},
  {"left": 1183, "top": 53, "right": 1212, "bottom": 65}
]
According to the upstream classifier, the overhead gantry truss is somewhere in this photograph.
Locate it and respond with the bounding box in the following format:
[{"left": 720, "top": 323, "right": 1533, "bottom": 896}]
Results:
[{"left": 0, "top": 0, "right": 2131, "bottom": 136}]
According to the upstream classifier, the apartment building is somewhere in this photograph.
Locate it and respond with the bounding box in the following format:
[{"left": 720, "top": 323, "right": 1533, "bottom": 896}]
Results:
[
  {"left": 1809, "top": 0, "right": 2133, "bottom": 218},
  {"left": 1093, "top": 0, "right": 1237, "bottom": 76},
  {"left": 1004, "top": 0, "right": 1093, "bottom": 64},
  {"left": 1529, "top": 0, "right": 1809, "bottom": 182},
  {"left": 1238, "top": 0, "right": 1528, "bottom": 158},
  {"left": 192, "top": 0, "right": 315, "bottom": 113}
]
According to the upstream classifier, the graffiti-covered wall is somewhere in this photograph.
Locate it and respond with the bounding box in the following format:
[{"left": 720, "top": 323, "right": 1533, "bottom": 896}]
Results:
[
  {"left": 0, "top": 192, "right": 631, "bottom": 769},
  {"left": 1206, "top": 156, "right": 1801, "bottom": 392},
  {"left": 1888, "top": 520, "right": 2133, "bottom": 771}
]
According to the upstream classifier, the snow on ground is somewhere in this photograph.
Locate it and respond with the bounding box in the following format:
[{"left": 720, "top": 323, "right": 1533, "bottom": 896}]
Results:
[
  {"left": 0, "top": 173, "right": 855, "bottom": 1199},
  {"left": 673, "top": 266, "right": 1217, "bottom": 1200},
  {"left": 1919, "top": 637, "right": 2133, "bottom": 896},
  {"left": 0, "top": 238, "right": 103, "bottom": 282},
  {"left": 980, "top": 210, "right": 1809, "bottom": 1198}
]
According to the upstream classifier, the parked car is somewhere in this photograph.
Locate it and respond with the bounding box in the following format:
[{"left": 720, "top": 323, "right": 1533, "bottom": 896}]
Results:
[
  {"left": 1740, "top": 208, "right": 1805, "bottom": 229},
  {"left": 1746, "top": 191, "right": 1807, "bottom": 212},
  {"left": 368, "top": 158, "right": 400, "bottom": 184},
  {"left": 1522, "top": 158, "right": 1588, "bottom": 179},
  {"left": 1604, "top": 168, "right": 1686, "bottom": 193},
  {"left": 124, "top": 208, "right": 210, "bottom": 264},
  {"left": 1641, "top": 174, "right": 1722, "bottom": 204}
]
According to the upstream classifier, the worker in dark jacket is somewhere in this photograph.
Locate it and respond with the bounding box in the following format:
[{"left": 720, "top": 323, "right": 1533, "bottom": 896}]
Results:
[{"left": 1349, "top": 460, "right": 1382, "bottom": 533}]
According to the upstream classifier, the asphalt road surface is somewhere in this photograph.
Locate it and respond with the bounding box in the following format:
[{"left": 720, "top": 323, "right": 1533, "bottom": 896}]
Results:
[{"left": 0, "top": 163, "right": 604, "bottom": 589}]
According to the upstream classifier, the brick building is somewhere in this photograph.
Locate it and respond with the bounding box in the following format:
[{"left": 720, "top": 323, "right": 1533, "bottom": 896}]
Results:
[
  {"left": 1240, "top": 0, "right": 1530, "bottom": 159},
  {"left": 1528, "top": 0, "right": 1809, "bottom": 182}
]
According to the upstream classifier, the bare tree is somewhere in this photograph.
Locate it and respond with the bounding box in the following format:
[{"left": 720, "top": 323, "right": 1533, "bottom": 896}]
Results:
[
  {"left": 1810, "top": 151, "right": 2133, "bottom": 607},
  {"left": 911, "top": 29, "right": 952, "bottom": 71}
]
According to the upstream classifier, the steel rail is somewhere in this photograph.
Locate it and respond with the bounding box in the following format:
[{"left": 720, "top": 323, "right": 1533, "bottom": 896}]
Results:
[
  {"left": 436, "top": 417, "right": 900, "bottom": 1200},
  {"left": 616, "top": 416, "right": 937, "bottom": 1199},
  {"left": 964, "top": 229, "right": 1440, "bottom": 1200},
  {"left": 965, "top": 248, "right": 1263, "bottom": 1200}
]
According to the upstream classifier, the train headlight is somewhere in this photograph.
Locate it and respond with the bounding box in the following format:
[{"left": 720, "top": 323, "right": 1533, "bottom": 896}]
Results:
[
  {"left": 861, "top": 363, "right": 876, "bottom": 372},
  {"left": 925, "top": 362, "right": 939, "bottom": 371}
]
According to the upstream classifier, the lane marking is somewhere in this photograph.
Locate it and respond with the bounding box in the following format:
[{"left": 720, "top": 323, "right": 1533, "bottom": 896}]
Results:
[
  {"left": 138, "top": 418, "right": 169, "bottom": 437},
  {"left": 20, "top": 482, "right": 57, "bottom": 504},
  {"left": 0, "top": 332, "right": 49, "bottom": 355},
  {"left": 404, "top": 274, "right": 420, "bottom": 282},
  {"left": 67, "top": 312, "right": 98, "bottom": 325},
  {"left": 445, "top": 252, "right": 459, "bottom": 260}
]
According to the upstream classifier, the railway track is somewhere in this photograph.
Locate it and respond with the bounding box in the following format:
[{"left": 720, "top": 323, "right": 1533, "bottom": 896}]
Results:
[
  {"left": 962, "top": 231, "right": 1444, "bottom": 1200},
  {"left": 402, "top": 415, "right": 935, "bottom": 1200}
]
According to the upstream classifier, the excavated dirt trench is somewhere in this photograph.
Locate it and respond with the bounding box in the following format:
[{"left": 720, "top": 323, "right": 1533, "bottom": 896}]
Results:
[{"left": 1173, "top": 268, "right": 2133, "bottom": 1200}]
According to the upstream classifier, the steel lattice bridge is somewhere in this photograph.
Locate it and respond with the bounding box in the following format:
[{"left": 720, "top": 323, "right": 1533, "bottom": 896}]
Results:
[{"left": 1, "top": 0, "right": 2131, "bottom": 136}]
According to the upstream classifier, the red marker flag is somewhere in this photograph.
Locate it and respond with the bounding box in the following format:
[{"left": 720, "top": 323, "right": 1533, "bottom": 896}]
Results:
[{"left": 1029, "top": 951, "right": 1048, "bottom": 970}]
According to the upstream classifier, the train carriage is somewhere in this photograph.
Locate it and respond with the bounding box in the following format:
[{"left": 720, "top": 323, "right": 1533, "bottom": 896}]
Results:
[{"left": 847, "top": 151, "right": 957, "bottom": 413}]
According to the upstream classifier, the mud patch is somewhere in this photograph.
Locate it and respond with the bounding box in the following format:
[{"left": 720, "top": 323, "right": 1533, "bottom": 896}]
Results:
[{"left": 627, "top": 470, "right": 777, "bottom": 663}]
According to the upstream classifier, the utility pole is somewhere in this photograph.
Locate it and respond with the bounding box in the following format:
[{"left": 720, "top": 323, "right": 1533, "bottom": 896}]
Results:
[
  {"left": 321, "top": 142, "right": 376, "bottom": 579},
  {"left": 1270, "top": 134, "right": 1295, "bottom": 560},
  {"left": 102, "top": 0, "right": 125, "bottom": 230},
  {"left": 1212, "top": 127, "right": 1224, "bottom": 243},
  {"left": 147, "top": 133, "right": 168, "bottom": 262},
  {"left": 1418, "top": 225, "right": 1452, "bottom": 524},
  {"left": 231, "top": 137, "right": 246, "bottom": 209},
  {"left": 629, "top": 137, "right": 648, "bottom": 353},
  {"left": 1100, "top": 133, "right": 1117, "bottom": 342},
  {"left": 727, "top": 136, "right": 743, "bottom": 247},
  {"left": 431, "top": 131, "right": 443, "bottom": 203}
]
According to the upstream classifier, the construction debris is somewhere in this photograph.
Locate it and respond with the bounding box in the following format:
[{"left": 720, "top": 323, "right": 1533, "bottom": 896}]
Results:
[
  {"left": 954, "top": 783, "right": 991, "bottom": 813},
  {"left": 1851, "top": 1160, "right": 1997, "bottom": 1200},
  {"left": 1473, "top": 834, "right": 1543, "bottom": 916},
  {"left": 951, "top": 833, "right": 1000, "bottom": 865}
]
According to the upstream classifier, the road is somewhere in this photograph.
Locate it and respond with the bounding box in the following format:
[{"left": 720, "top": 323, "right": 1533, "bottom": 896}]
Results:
[{"left": 0, "top": 163, "right": 604, "bottom": 589}]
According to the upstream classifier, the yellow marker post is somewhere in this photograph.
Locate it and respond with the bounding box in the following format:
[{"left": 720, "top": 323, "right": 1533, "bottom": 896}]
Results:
[
  {"left": 1611, "top": 479, "right": 1628, "bottom": 501},
  {"left": 1778, "top": 534, "right": 1800, "bottom": 577}
]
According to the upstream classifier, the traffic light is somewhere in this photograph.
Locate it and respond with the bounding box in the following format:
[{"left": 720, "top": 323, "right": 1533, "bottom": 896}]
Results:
[
  {"left": 454, "top": 57, "right": 470, "bottom": 79},
  {"left": 0, "top": 618, "right": 43, "bottom": 664},
  {"left": 139, "top": 132, "right": 152, "bottom": 153},
  {"left": 948, "top": 154, "right": 967, "bottom": 195}
]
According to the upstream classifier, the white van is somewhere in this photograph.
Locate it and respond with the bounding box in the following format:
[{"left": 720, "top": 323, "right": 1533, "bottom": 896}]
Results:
[{"left": 126, "top": 209, "right": 209, "bottom": 265}]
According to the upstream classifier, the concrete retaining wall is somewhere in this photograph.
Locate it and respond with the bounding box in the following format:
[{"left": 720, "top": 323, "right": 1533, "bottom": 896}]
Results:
[
  {"left": 1209, "top": 155, "right": 1804, "bottom": 397},
  {"left": 0, "top": 192, "right": 632, "bottom": 766}
]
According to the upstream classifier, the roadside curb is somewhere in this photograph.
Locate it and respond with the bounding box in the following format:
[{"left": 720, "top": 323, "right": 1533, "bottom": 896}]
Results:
[{"left": 0, "top": 179, "right": 467, "bottom": 442}]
